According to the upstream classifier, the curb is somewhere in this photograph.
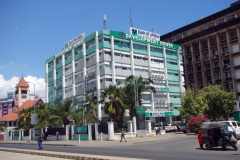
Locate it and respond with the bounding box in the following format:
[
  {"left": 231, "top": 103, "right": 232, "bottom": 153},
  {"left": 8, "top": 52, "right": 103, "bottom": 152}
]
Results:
[
  {"left": 133, "top": 135, "right": 169, "bottom": 144},
  {"left": 0, "top": 142, "right": 76, "bottom": 146},
  {"left": 0, "top": 147, "right": 147, "bottom": 160}
]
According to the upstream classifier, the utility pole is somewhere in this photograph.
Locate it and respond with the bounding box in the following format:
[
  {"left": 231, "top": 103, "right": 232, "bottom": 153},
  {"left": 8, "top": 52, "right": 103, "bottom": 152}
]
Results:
[{"left": 129, "top": 7, "right": 133, "bottom": 27}]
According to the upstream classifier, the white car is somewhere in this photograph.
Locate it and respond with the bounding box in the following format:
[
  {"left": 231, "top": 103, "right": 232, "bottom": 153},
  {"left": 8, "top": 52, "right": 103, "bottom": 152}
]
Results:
[
  {"left": 222, "top": 121, "right": 240, "bottom": 138},
  {"left": 165, "top": 124, "right": 177, "bottom": 132}
]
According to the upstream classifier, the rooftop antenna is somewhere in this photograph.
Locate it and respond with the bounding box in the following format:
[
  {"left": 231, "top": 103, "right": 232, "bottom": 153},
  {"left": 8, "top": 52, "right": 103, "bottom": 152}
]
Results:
[
  {"left": 103, "top": 14, "right": 106, "bottom": 30},
  {"left": 128, "top": 7, "right": 133, "bottom": 27}
]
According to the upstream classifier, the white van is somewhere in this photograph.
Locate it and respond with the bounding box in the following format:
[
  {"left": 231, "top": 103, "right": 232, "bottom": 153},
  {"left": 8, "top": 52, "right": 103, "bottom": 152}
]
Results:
[{"left": 222, "top": 121, "right": 240, "bottom": 138}]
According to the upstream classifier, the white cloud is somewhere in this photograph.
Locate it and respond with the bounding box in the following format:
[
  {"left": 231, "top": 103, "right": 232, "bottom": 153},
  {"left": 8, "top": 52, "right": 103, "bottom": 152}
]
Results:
[
  {"left": 0, "top": 66, "right": 8, "bottom": 69},
  {"left": 0, "top": 75, "right": 45, "bottom": 99},
  {"left": 14, "top": 25, "right": 18, "bottom": 30},
  {"left": 23, "top": 65, "right": 27, "bottom": 67},
  {"left": 9, "top": 62, "right": 14, "bottom": 66}
]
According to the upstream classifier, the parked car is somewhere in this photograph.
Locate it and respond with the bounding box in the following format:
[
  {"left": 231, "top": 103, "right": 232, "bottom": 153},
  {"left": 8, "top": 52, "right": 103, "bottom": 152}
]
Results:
[
  {"left": 222, "top": 121, "right": 240, "bottom": 139},
  {"left": 165, "top": 124, "right": 177, "bottom": 132}
]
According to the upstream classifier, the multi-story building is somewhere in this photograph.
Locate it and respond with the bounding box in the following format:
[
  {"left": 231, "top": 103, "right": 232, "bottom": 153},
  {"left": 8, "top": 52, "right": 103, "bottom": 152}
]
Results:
[
  {"left": 45, "top": 28, "right": 184, "bottom": 123},
  {"left": 161, "top": 1, "right": 240, "bottom": 102}
]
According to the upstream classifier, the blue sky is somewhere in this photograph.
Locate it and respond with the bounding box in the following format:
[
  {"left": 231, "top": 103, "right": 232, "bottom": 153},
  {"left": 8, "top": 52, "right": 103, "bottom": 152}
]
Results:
[{"left": 0, "top": 0, "right": 237, "bottom": 97}]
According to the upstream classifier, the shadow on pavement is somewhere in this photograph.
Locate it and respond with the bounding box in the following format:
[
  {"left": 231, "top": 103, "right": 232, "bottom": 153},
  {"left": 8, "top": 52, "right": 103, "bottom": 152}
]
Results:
[
  {"left": 195, "top": 147, "right": 237, "bottom": 152},
  {"left": 174, "top": 132, "right": 185, "bottom": 134}
]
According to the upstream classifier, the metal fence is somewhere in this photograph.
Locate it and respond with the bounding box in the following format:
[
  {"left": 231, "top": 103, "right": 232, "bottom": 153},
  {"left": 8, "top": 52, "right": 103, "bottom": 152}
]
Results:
[
  {"left": 46, "top": 128, "right": 66, "bottom": 135},
  {"left": 98, "top": 124, "right": 108, "bottom": 134},
  {"left": 23, "top": 130, "right": 29, "bottom": 136},
  {"left": 114, "top": 123, "right": 128, "bottom": 133}
]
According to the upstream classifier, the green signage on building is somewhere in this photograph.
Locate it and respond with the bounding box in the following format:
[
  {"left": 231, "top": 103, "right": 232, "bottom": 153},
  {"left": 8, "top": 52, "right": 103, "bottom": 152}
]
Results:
[
  {"left": 136, "top": 106, "right": 145, "bottom": 114},
  {"left": 161, "top": 88, "right": 169, "bottom": 92},
  {"left": 165, "top": 112, "right": 174, "bottom": 116}
]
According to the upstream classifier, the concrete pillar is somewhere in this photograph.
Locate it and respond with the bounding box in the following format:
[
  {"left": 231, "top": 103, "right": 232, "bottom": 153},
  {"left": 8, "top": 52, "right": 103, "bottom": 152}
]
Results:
[
  {"left": 130, "top": 40, "right": 135, "bottom": 75},
  {"left": 10, "top": 130, "right": 12, "bottom": 141},
  {"left": 4, "top": 129, "right": 9, "bottom": 141},
  {"left": 88, "top": 123, "right": 93, "bottom": 142},
  {"left": 110, "top": 35, "right": 116, "bottom": 85},
  {"left": 29, "top": 129, "right": 31, "bottom": 140},
  {"left": 146, "top": 120, "right": 152, "bottom": 135},
  {"left": 19, "top": 130, "right": 21, "bottom": 141},
  {"left": 94, "top": 123, "right": 99, "bottom": 140},
  {"left": 107, "top": 122, "right": 114, "bottom": 141},
  {"left": 72, "top": 49, "right": 76, "bottom": 98},
  {"left": 71, "top": 125, "right": 76, "bottom": 140},
  {"left": 133, "top": 117, "right": 137, "bottom": 133},
  {"left": 45, "top": 63, "right": 48, "bottom": 103},
  {"left": 216, "top": 33, "right": 224, "bottom": 87},
  {"left": 127, "top": 121, "right": 133, "bottom": 138},
  {"left": 62, "top": 54, "right": 66, "bottom": 100},
  {"left": 66, "top": 125, "right": 70, "bottom": 140},
  {"left": 53, "top": 59, "right": 56, "bottom": 100}
]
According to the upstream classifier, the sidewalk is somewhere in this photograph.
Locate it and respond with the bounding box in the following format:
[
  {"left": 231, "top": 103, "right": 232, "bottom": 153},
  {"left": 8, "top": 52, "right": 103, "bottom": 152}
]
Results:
[{"left": 0, "top": 134, "right": 169, "bottom": 147}]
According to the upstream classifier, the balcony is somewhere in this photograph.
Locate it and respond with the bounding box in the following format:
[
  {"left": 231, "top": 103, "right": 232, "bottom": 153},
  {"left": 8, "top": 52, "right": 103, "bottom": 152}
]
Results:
[
  {"left": 237, "top": 91, "right": 240, "bottom": 96},
  {"left": 230, "top": 37, "right": 238, "bottom": 43},
  {"left": 211, "top": 43, "right": 217, "bottom": 48},
  {"left": 186, "top": 51, "right": 191, "bottom": 56},
  {"left": 195, "top": 59, "right": 201, "bottom": 64},
  {"left": 204, "top": 57, "right": 210, "bottom": 62},
  {"left": 188, "top": 73, "right": 194, "bottom": 77},
  {"left": 194, "top": 48, "right": 199, "bottom": 53},
  {"left": 232, "top": 51, "right": 240, "bottom": 57},
  {"left": 187, "top": 61, "right": 193, "bottom": 66},
  {"left": 233, "top": 65, "right": 240, "bottom": 70},
  {"left": 225, "top": 77, "right": 232, "bottom": 81},
  {"left": 214, "top": 67, "right": 220, "bottom": 71},
  {"left": 224, "top": 64, "right": 231, "bottom": 70},
  {"left": 197, "top": 70, "right": 202, "bottom": 75},
  {"left": 202, "top": 46, "right": 208, "bottom": 51},
  {"left": 221, "top": 40, "right": 227, "bottom": 45},
  {"left": 216, "top": 79, "right": 222, "bottom": 84},
  {"left": 235, "top": 78, "right": 240, "bottom": 83},
  {"left": 207, "top": 81, "right": 212, "bottom": 85},
  {"left": 222, "top": 52, "right": 229, "bottom": 58},
  {"left": 205, "top": 69, "right": 211, "bottom": 74},
  {"left": 212, "top": 55, "right": 219, "bottom": 61}
]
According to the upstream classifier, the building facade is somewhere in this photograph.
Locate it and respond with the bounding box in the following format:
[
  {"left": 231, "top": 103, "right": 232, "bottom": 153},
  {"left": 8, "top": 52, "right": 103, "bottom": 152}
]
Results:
[
  {"left": 161, "top": 1, "right": 240, "bottom": 102},
  {"left": 45, "top": 29, "right": 184, "bottom": 123}
]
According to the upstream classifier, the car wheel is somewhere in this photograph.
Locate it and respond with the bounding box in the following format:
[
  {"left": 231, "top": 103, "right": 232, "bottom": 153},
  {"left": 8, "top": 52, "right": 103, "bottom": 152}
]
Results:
[{"left": 233, "top": 143, "right": 238, "bottom": 151}]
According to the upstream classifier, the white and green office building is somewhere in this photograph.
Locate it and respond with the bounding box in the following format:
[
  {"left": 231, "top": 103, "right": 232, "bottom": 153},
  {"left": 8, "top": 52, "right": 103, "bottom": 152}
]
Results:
[{"left": 45, "top": 28, "right": 185, "bottom": 123}]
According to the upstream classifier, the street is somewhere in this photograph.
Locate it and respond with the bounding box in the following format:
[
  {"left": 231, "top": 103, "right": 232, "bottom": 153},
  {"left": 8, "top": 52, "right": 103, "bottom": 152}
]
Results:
[{"left": 0, "top": 132, "right": 240, "bottom": 160}]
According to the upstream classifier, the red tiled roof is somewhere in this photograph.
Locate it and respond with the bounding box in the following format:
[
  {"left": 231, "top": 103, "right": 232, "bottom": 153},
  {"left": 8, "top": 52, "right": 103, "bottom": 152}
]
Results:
[
  {"left": 0, "top": 99, "right": 41, "bottom": 121},
  {"left": 13, "top": 99, "right": 19, "bottom": 107},
  {"left": 15, "top": 77, "right": 29, "bottom": 88}
]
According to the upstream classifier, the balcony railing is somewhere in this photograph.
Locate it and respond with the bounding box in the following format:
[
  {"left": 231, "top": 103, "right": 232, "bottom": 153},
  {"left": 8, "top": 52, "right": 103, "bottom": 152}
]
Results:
[
  {"left": 207, "top": 81, "right": 212, "bottom": 85},
  {"left": 216, "top": 79, "right": 222, "bottom": 83},
  {"left": 195, "top": 60, "right": 201, "bottom": 64},
  {"left": 230, "top": 36, "right": 238, "bottom": 42},
  {"left": 233, "top": 65, "right": 240, "bottom": 69},
  {"left": 225, "top": 77, "right": 232, "bottom": 81},
  {"left": 188, "top": 73, "right": 194, "bottom": 77},
  {"left": 224, "top": 64, "right": 231, "bottom": 69},
  {"left": 186, "top": 51, "right": 191, "bottom": 55},
  {"left": 187, "top": 61, "right": 193, "bottom": 65},
  {"left": 222, "top": 52, "right": 229, "bottom": 57},
  {"left": 211, "top": 43, "right": 217, "bottom": 47},
  {"left": 214, "top": 67, "right": 220, "bottom": 71},
  {"left": 197, "top": 71, "right": 202, "bottom": 75},
  {"left": 212, "top": 55, "right": 219, "bottom": 59},
  {"left": 204, "top": 57, "right": 210, "bottom": 62},
  {"left": 221, "top": 40, "right": 227, "bottom": 44},
  {"left": 202, "top": 46, "right": 208, "bottom": 50},
  {"left": 205, "top": 69, "right": 211, "bottom": 74}
]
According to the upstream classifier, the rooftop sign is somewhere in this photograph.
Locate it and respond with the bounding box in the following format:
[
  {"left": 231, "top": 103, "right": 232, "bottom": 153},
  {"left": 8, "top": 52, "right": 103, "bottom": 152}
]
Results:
[
  {"left": 130, "top": 27, "right": 160, "bottom": 40},
  {"left": 55, "top": 32, "right": 85, "bottom": 59}
]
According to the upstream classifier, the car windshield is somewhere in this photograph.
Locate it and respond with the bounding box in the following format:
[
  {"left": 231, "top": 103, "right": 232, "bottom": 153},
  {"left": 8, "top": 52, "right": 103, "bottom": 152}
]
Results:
[
  {"left": 221, "top": 126, "right": 234, "bottom": 133},
  {"left": 232, "top": 122, "right": 237, "bottom": 126}
]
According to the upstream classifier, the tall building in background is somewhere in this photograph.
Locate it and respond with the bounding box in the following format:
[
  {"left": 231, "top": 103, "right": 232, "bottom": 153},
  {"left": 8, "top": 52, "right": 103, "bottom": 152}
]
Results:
[
  {"left": 161, "top": 1, "right": 240, "bottom": 102},
  {"left": 45, "top": 28, "right": 184, "bottom": 123}
]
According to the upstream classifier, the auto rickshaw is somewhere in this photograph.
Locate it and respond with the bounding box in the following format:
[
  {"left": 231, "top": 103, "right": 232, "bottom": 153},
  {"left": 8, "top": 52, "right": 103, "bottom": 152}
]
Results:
[{"left": 200, "top": 122, "right": 238, "bottom": 150}]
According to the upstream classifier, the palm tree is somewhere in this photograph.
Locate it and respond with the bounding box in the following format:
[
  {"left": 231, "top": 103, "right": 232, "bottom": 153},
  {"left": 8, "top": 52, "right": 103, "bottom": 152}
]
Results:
[
  {"left": 117, "top": 75, "right": 156, "bottom": 117},
  {"left": 100, "top": 85, "right": 127, "bottom": 122},
  {"left": 83, "top": 90, "right": 98, "bottom": 123}
]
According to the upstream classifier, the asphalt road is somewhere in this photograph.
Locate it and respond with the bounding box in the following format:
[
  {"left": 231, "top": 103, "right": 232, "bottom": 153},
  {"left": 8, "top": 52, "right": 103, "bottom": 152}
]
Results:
[{"left": 0, "top": 132, "right": 240, "bottom": 160}]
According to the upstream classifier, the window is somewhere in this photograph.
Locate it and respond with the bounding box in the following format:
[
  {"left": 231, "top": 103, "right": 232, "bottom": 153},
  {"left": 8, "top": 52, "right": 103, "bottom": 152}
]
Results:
[
  {"left": 114, "top": 40, "right": 129, "bottom": 46},
  {"left": 115, "top": 66, "right": 122, "bottom": 69},
  {"left": 134, "top": 56, "right": 148, "bottom": 61},
  {"left": 86, "top": 42, "right": 95, "bottom": 49},
  {"left": 65, "top": 66, "right": 72, "bottom": 71},
  {"left": 56, "top": 70, "right": 62, "bottom": 74},
  {"left": 222, "top": 47, "right": 228, "bottom": 53},
  {"left": 75, "top": 85, "right": 83, "bottom": 90},
  {"left": 151, "top": 59, "right": 163, "bottom": 63},
  {"left": 115, "top": 79, "right": 122, "bottom": 82},
  {"left": 205, "top": 64, "right": 210, "bottom": 69},
  {"left": 168, "top": 73, "right": 178, "bottom": 76},
  {"left": 225, "top": 72, "right": 231, "bottom": 77},
  {"left": 168, "top": 84, "right": 179, "bottom": 87},
  {"left": 106, "top": 78, "right": 112, "bottom": 82},
  {"left": 56, "top": 91, "right": 62, "bottom": 95},
  {"left": 87, "top": 68, "right": 96, "bottom": 74},
  {"left": 186, "top": 46, "right": 191, "bottom": 52},
  {"left": 122, "top": 67, "right": 131, "bottom": 70},
  {"left": 214, "top": 62, "right": 219, "bottom": 67},
  {"left": 48, "top": 64, "right": 53, "bottom": 68},
  {"left": 103, "top": 38, "right": 110, "bottom": 42},
  {"left": 104, "top": 51, "right": 111, "bottom": 55},
  {"left": 122, "top": 54, "right": 130, "bottom": 58},
  {"left": 65, "top": 88, "right": 72, "bottom": 93},
  {"left": 167, "top": 61, "right": 177, "bottom": 65},
  {"left": 215, "top": 74, "right": 221, "bottom": 80},
  {"left": 152, "top": 71, "right": 164, "bottom": 74},
  {"left": 212, "top": 50, "right": 218, "bottom": 55},
  {"left": 65, "top": 55, "right": 72, "bottom": 60},
  {"left": 114, "top": 53, "right": 121, "bottom": 56},
  {"left": 65, "top": 77, "right": 72, "bottom": 82},
  {"left": 56, "top": 81, "right": 62, "bottom": 85},
  {"left": 204, "top": 53, "right": 209, "bottom": 58},
  {"left": 75, "top": 61, "right": 83, "bottom": 67},
  {"left": 75, "top": 49, "right": 83, "bottom": 55},
  {"left": 133, "top": 44, "right": 147, "bottom": 49},
  {"left": 220, "top": 35, "right": 226, "bottom": 41},
  {"left": 48, "top": 84, "right": 54, "bottom": 88},
  {"left": 48, "top": 74, "right": 53, "bottom": 78},
  {"left": 189, "top": 68, "right": 193, "bottom": 73},
  {"left": 48, "top": 95, "right": 53, "bottom": 98},
  {"left": 166, "top": 50, "right": 177, "bottom": 55},
  {"left": 87, "top": 55, "right": 96, "bottom": 61},
  {"left": 56, "top": 60, "right": 62, "bottom": 64},
  {"left": 196, "top": 55, "right": 200, "bottom": 61},
  {"left": 135, "top": 68, "right": 148, "bottom": 72},
  {"left": 150, "top": 47, "right": 162, "bottom": 52},
  {"left": 75, "top": 73, "right": 83, "bottom": 78},
  {"left": 188, "top": 57, "right": 192, "bottom": 62}
]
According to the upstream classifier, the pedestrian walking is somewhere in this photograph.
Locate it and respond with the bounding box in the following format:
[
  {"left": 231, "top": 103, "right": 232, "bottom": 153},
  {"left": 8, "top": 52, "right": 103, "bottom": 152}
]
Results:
[
  {"left": 56, "top": 131, "right": 59, "bottom": 141},
  {"left": 120, "top": 128, "right": 127, "bottom": 142},
  {"left": 36, "top": 134, "right": 43, "bottom": 150},
  {"left": 198, "top": 130, "right": 203, "bottom": 149}
]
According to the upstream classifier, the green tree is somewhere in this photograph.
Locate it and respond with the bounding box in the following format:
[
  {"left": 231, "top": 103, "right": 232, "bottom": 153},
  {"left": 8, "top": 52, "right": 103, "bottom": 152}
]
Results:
[
  {"left": 199, "top": 85, "right": 235, "bottom": 121},
  {"left": 83, "top": 90, "right": 98, "bottom": 123},
  {"left": 0, "top": 123, "right": 6, "bottom": 131},
  {"left": 100, "top": 85, "right": 127, "bottom": 121},
  {"left": 117, "top": 75, "right": 156, "bottom": 117},
  {"left": 69, "top": 107, "right": 85, "bottom": 126},
  {"left": 179, "top": 88, "right": 206, "bottom": 121}
]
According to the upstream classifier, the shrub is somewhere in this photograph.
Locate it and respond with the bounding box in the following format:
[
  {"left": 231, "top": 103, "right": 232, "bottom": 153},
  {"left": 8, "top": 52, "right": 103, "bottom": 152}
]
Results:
[{"left": 188, "top": 115, "right": 207, "bottom": 133}]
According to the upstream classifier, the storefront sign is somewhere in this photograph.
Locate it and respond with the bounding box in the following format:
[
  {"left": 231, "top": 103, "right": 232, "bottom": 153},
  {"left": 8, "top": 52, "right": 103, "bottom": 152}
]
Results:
[
  {"left": 154, "top": 87, "right": 169, "bottom": 92},
  {"left": 145, "top": 111, "right": 174, "bottom": 117},
  {"left": 136, "top": 106, "right": 146, "bottom": 130},
  {"left": 165, "top": 112, "right": 174, "bottom": 116},
  {"left": 152, "top": 112, "right": 165, "bottom": 117},
  {"left": 130, "top": 27, "right": 160, "bottom": 40}
]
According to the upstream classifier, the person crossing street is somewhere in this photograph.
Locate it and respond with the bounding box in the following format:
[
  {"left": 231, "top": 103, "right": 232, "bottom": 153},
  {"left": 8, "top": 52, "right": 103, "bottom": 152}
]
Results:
[{"left": 120, "top": 128, "right": 127, "bottom": 142}]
